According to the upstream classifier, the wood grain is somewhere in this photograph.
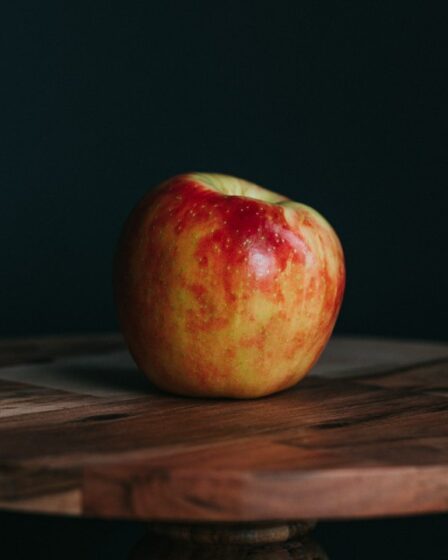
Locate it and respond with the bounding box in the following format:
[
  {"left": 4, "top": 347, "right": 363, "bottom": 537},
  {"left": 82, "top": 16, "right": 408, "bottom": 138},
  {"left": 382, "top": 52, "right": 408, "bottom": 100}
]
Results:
[{"left": 0, "top": 334, "right": 447, "bottom": 521}]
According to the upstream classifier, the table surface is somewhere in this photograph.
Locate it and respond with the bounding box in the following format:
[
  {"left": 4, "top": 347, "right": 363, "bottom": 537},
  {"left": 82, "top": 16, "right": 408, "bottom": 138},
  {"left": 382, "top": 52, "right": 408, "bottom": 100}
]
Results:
[{"left": 0, "top": 334, "right": 447, "bottom": 522}]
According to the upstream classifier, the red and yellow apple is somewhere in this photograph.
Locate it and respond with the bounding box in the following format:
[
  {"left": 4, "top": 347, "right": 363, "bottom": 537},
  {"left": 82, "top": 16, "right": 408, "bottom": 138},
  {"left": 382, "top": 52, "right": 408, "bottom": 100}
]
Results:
[{"left": 114, "top": 173, "right": 345, "bottom": 398}]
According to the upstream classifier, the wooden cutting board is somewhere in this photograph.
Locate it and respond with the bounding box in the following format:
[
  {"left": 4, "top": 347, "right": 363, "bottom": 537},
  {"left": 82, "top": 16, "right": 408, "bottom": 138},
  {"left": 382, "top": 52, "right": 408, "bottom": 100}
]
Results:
[{"left": 0, "top": 334, "right": 447, "bottom": 522}]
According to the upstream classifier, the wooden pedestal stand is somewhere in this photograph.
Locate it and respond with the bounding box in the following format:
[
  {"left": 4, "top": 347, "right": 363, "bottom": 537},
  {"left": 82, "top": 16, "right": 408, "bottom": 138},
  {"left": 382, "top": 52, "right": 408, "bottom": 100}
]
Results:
[
  {"left": 0, "top": 335, "right": 447, "bottom": 559},
  {"left": 131, "top": 522, "right": 326, "bottom": 559}
]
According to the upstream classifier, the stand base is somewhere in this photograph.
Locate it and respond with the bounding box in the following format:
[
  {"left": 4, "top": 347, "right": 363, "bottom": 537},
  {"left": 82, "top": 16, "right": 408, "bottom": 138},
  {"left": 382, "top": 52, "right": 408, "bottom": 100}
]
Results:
[{"left": 130, "top": 522, "right": 327, "bottom": 559}]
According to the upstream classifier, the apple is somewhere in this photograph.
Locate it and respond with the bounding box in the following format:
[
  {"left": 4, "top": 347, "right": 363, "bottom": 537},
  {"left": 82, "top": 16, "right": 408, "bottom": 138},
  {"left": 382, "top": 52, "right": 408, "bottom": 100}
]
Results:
[{"left": 114, "top": 173, "right": 345, "bottom": 398}]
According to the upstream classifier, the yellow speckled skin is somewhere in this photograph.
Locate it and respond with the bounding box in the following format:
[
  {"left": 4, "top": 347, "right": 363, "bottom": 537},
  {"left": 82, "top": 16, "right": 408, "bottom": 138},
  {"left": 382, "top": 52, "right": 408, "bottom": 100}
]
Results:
[{"left": 114, "top": 173, "right": 345, "bottom": 398}]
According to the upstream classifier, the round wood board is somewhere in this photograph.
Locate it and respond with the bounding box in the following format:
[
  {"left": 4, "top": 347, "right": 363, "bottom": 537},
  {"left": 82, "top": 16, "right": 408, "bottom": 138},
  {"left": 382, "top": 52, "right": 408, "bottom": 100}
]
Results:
[{"left": 0, "top": 334, "right": 447, "bottom": 522}]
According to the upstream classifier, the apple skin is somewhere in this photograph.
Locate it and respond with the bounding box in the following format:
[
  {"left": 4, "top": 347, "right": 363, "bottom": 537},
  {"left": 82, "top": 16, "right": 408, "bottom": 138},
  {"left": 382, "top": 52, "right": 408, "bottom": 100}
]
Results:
[{"left": 114, "top": 173, "right": 345, "bottom": 398}]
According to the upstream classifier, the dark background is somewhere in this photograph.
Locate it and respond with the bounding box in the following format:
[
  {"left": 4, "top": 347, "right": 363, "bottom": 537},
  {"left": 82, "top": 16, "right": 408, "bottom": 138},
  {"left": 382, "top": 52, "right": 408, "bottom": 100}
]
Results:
[
  {"left": 2, "top": 1, "right": 447, "bottom": 341},
  {"left": 2, "top": 2, "right": 448, "bottom": 559}
]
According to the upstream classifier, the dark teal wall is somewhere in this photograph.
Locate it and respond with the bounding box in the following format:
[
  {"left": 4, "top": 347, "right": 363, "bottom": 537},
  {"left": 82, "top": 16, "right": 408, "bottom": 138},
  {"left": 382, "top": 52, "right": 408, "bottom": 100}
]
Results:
[{"left": 2, "top": 2, "right": 447, "bottom": 340}]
